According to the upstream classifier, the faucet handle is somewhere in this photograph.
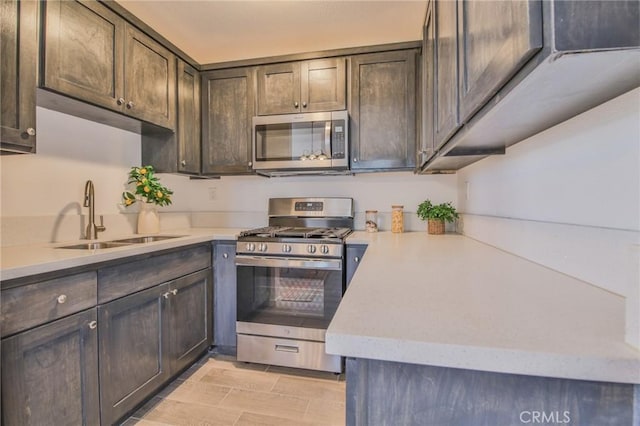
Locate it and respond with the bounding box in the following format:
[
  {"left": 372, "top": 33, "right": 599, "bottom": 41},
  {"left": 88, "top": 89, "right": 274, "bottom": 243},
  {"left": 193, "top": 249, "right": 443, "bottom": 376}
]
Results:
[{"left": 97, "top": 215, "right": 106, "bottom": 232}]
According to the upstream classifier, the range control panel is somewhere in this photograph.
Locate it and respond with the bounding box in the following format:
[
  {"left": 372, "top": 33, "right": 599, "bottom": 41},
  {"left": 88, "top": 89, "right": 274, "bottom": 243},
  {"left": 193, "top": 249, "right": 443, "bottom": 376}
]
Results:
[{"left": 294, "top": 201, "right": 323, "bottom": 212}]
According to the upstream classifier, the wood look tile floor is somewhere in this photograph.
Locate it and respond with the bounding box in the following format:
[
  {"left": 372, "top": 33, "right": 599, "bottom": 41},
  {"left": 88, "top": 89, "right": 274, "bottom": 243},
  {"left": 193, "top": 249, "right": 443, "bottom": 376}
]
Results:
[{"left": 122, "top": 355, "right": 346, "bottom": 426}]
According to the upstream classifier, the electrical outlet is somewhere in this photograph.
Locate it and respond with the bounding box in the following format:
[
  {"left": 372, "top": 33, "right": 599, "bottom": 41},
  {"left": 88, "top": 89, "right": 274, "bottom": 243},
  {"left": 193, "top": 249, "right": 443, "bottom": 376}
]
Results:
[{"left": 208, "top": 187, "right": 217, "bottom": 201}]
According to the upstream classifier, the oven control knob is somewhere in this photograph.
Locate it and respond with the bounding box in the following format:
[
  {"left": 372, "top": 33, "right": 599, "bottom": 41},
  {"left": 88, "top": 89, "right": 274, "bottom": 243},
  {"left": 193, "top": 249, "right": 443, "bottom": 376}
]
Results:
[
  {"left": 307, "top": 244, "right": 317, "bottom": 254},
  {"left": 320, "top": 245, "right": 329, "bottom": 254},
  {"left": 282, "top": 244, "right": 292, "bottom": 253},
  {"left": 258, "top": 243, "right": 268, "bottom": 252},
  {"left": 246, "top": 243, "right": 255, "bottom": 252}
]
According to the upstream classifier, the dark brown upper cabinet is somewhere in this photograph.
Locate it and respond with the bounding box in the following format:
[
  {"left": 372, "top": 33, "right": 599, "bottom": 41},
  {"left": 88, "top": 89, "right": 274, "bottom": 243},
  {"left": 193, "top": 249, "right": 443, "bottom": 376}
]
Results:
[
  {"left": 202, "top": 67, "right": 256, "bottom": 174},
  {"left": 257, "top": 58, "right": 346, "bottom": 115},
  {"left": 177, "top": 60, "right": 201, "bottom": 174},
  {"left": 1, "top": 0, "right": 38, "bottom": 153},
  {"left": 43, "top": 0, "right": 176, "bottom": 130},
  {"left": 350, "top": 50, "right": 417, "bottom": 171}
]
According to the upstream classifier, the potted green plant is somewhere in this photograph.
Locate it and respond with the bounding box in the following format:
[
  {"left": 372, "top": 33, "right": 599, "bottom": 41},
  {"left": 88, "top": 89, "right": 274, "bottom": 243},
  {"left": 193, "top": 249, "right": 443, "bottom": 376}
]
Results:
[
  {"left": 122, "top": 165, "right": 173, "bottom": 234},
  {"left": 416, "top": 200, "right": 459, "bottom": 235}
]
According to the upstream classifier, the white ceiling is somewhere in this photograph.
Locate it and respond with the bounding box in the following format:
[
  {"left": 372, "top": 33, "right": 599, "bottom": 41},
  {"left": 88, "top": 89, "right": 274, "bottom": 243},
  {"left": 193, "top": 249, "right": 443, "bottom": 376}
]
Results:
[{"left": 115, "top": 1, "right": 427, "bottom": 65}]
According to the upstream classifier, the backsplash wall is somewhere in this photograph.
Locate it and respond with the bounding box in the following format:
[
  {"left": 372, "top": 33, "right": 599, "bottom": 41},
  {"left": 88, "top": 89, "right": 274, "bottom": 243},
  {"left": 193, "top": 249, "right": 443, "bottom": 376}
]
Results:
[{"left": 1, "top": 107, "right": 458, "bottom": 245}]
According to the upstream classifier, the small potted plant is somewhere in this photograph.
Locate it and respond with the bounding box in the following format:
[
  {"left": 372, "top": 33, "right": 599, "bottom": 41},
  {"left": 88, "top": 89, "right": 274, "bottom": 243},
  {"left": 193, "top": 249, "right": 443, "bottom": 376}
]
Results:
[
  {"left": 122, "top": 165, "right": 173, "bottom": 234},
  {"left": 416, "top": 200, "right": 459, "bottom": 235}
]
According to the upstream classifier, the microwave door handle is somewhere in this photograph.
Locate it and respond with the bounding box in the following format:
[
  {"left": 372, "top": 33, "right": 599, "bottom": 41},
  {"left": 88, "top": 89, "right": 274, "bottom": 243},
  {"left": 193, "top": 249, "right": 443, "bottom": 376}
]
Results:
[{"left": 324, "top": 121, "right": 332, "bottom": 159}]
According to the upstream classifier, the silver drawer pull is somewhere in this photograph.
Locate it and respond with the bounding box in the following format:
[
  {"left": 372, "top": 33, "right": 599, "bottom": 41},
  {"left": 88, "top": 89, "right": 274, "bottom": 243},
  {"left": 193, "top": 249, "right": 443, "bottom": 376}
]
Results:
[
  {"left": 171, "top": 289, "right": 178, "bottom": 296},
  {"left": 275, "top": 344, "right": 299, "bottom": 353},
  {"left": 163, "top": 292, "right": 171, "bottom": 299},
  {"left": 57, "top": 294, "right": 67, "bottom": 304},
  {"left": 88, "top": 321, "right": 97, "bottom": 330}
]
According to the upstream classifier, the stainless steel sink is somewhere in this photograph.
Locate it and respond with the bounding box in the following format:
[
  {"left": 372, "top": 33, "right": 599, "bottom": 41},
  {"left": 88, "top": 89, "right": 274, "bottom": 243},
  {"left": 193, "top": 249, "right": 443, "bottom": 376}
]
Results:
[
  {"left": 57, "top": 241, "right": 133, "bottom": 250},
  {"left": 110, "top": 235, "right": 185, "bottom": 244}
]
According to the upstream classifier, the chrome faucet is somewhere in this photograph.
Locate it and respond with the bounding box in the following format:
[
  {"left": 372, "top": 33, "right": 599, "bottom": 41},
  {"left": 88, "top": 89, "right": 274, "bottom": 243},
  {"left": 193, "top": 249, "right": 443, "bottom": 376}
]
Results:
[{"left": 83, "top": 180, "right": 106, "bottom": 240}]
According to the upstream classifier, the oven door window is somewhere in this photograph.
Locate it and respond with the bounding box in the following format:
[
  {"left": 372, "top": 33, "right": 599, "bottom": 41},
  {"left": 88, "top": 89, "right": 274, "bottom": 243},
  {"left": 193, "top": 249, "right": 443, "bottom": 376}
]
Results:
[
  {"left": 237, "top": 264, "right": 342, "bottom": 330},
  {"left": 255, "top": 121, "right": 331, "bottom": 161}
]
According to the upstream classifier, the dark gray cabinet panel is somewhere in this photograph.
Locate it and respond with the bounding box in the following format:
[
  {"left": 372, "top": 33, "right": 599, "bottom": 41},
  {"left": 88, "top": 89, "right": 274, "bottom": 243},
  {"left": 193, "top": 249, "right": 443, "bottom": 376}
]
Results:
[
  {"left": 168, "top": 269, "right": 213, "bottom": 373},
  {"left": 350, "top": 50, "right": 417, "bottom": 171},
  {"left": 433, "top": 0, "right": 459, "bottom": 151},
  {"left": 98, "top": 284, "right": 170, "bottom": 426},
  {"left": 0, "top": 0, "right": 38, "bottom": 153},
  {"left": 123, "top": 24, "right": 176, "bottom": 130},
  {"left": 457, "top": 0, "right": 542, "bottom": 122},
  {"left": 1, "top": 271, "right": 97, "bottom": 337},
  {"left": 2, "top": 308, "right": 99, "bottom": 426},
  {"left": 347, "top": 357, "right": 636, "bottom": 426},
  {"left": 213, "top": 242, "right": 237, "bottom": 354},
  {"left": 177, "top": 60, "right": 201, "bottom": 174},
  {"left": 419, "top": 1, "right": 435, "bottom": 168},
  {"left": 43, "top": 0, "right": 124, "bottom": 112},
  {"left": 43, "top": 0, "right": 176, "bottom": 130},
  {"left": 346, "top": 244, "right": 367, "bottom": 288},
  {"left": 202, "top": 67, "right": 255, "bottom": 174},
  {"left": 98, "top": 244, "right": 211, "bottom": 303},
  {"left": 257, "top": 58, "right": 346, "bottom": 115},
  {"left": 301, "top": 58, "right": 347, "bottom": 113}
]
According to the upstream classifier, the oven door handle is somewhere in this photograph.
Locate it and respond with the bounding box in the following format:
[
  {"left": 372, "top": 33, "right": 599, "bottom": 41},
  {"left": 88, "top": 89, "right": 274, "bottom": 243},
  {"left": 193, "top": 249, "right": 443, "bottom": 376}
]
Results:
[{"left": 235, "top": 255, "right": 342, "bottom": 271}]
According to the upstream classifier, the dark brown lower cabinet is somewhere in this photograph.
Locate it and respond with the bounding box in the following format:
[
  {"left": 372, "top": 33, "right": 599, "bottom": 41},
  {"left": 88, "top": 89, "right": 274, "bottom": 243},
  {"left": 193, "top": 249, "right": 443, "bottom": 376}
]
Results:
[
  {"left": 98, "top": 268, "right": 212, "bottom": 425},
  {"left": 1, "top": 308, "right": 99, "bottom": 426}
]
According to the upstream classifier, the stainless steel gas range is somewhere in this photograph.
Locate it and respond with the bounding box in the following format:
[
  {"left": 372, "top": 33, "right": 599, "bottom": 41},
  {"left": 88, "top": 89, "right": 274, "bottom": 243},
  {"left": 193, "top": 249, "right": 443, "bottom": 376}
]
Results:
[{"left": 235, "top": 197, "right": 354, "bottom": 373}]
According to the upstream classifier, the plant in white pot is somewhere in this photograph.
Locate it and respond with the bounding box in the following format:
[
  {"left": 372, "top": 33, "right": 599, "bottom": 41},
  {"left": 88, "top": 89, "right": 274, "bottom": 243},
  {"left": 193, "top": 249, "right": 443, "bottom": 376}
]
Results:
[
  {"left": 122, "top": 165, "right": 173, "bottom": 234},
  {"left": 416, "top": 200, "right": 459, "bottom": 235}
]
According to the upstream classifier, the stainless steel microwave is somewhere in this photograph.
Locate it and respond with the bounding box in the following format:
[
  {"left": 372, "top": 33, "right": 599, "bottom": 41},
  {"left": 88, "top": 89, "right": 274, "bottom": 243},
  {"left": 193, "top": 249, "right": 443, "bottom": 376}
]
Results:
[{"left": 252, "top": 110, "right": 348, "bottom": 175}]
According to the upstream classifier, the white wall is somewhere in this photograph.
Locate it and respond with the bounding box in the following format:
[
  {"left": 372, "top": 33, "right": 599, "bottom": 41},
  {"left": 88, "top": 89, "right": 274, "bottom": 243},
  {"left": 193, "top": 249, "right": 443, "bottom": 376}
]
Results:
[{"left": 457, "top": 88, "right": 640, "bottom": 347}]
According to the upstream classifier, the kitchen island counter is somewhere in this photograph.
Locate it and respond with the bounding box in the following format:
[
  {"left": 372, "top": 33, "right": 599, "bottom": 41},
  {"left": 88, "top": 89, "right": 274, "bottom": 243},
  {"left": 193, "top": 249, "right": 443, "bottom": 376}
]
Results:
[
  {"left": 330, "top": 231, "right": 639, "bottom": 384},
  {"left": 0, "top": 228, "right": 241, "bottom": 282}
]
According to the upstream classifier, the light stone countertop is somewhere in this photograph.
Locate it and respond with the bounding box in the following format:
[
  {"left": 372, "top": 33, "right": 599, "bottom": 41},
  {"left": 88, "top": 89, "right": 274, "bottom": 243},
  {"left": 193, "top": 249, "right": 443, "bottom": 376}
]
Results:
[
  {"left": 0, "top": 228, "right": 241, "bottom": 282},
  {"left": 329, "top": 231, "right": 640, "bottom": 384}
]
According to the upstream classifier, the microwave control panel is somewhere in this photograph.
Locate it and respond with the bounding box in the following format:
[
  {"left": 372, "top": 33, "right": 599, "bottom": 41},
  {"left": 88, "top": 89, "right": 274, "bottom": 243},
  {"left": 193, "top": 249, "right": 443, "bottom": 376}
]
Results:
[{"left": 332, "top": 121, "right": 346, "bottom": 159}]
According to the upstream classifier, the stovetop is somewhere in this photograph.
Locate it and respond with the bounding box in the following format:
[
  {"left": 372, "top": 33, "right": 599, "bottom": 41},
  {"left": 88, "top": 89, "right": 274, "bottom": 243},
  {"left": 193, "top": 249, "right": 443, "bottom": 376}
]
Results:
[{"left": 239, "top": 226, "right": 352, "bottom": 240}]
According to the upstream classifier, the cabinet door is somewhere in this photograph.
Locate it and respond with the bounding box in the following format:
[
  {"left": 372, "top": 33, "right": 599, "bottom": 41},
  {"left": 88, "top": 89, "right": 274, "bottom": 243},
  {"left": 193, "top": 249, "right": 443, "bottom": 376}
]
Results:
[
  {"left": 213, "top": 242, "right": 237, "bottom": 354},
  {"left": 1, "top": 309, "right": 99, "bottom": 426},
  {"left": 202, "top": 68, "right": 255, "bottom": 174},
  {"left": 98, "top": 284, "right": 170, "bottom": 426},
  {"left": 43, "top": 0, "right": 124, "bottom": 112},
  {"left": 301, "top": 58, "right": 346, "bottom": 112},
  {"left": 350, "top": 50, "right": 417, "bottom": 171},
  {"left": 433, "top": 0, "right": 460, "bottom": 150},
  {"left": 458, "top": 0, "right": 542, "bottom": 122},
  {"left": 1, "top": 0, "right": 38, "bottom": 152},
  {"left": 257, "top": 62, "right": 301, "bottom": 115},
  {"left": 346, "top": 244, "right": 367, "bottom": 288},
  {"left": 177, "top": 60, "right": 201, "bottom": 174},
  {"left": 419, "top": 2, "right": 436, "bottom": 168},
  {"left": 124, "top": 24, "right": 176, "bottom": 130},
  {"left": 168, "top": 269, "right": 213, "bottom": 373}
]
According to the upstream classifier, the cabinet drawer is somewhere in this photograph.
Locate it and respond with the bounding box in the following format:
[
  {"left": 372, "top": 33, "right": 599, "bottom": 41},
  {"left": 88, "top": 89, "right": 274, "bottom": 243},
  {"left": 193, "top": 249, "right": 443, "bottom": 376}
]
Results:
[
  {"left": 1, "top": 272, "right": 97, "bottom": 338},
  {"left": 98, "top": 244, "right": 211, "bottom": 303}
]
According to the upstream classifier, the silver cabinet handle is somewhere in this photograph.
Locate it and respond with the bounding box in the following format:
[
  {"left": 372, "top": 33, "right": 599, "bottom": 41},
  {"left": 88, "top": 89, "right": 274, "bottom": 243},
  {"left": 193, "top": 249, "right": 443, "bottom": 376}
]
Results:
[
  {"left": 171, "top": 289, "right": 178, "bottom": 296},
  {"left": 275, "top": 344, "right": 299, "bottom": 353},
  {"left": 117, "top": 98, "right": 125, "bottom": 106},
  {"left": 57, "top": 294, "right": 67, "bottom": 304},
  {"left": 26, "top": 127, "right": 36, "bottom": 136},
  {"left": 302, "top": 102, "right": 307, "bottom": 108},
  {"left": 354, "top": 256, "right": 360, "bottom": 263},
  {"left": 294, "top": 101, "right": 299, "bottom": 108},
  {"left": 126, "top": 101, "right": 134, "bottom": 109},
  {"left": 181, "top": 160, "right": 187, "bottom": 167},
  {"left": 223, "top": 253, "right": 228, "bottom": 259},
  {"left": 89, "top": 321, "right": 97, "bottom": 330},
  {"left": 248, "top": 161, "right": 253, "bottom": 167},
  {"left": 353, "top": 158, "right": 358, "bottom": 163},
  {"left": 163, "top": 291, "right": 171, "bottom": 299}
]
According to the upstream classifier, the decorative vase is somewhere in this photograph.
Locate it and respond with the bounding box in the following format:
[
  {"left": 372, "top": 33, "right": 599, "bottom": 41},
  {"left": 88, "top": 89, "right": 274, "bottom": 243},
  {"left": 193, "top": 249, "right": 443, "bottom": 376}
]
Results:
[
  {"left": 137, "top": 203, "right": 160, "bottom": 234},
  {"left": 427, "top": 219, "right": 445, "bottom": 235}
]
